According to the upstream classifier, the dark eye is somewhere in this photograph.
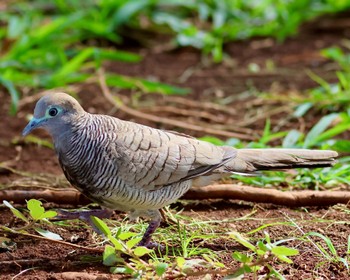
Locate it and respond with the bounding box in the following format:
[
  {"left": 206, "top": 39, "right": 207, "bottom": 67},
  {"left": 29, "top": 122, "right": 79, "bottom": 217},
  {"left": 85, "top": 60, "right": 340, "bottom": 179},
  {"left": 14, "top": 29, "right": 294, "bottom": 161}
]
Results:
[{"left": 48, "top": 108, "right": 58, "bottom": 117}]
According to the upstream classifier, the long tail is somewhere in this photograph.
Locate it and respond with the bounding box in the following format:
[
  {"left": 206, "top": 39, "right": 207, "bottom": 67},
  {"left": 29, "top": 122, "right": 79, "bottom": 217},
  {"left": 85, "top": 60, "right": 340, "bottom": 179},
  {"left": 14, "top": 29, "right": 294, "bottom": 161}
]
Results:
[{"left": 225, "top": 149, "right": 338, "bottom": 174}]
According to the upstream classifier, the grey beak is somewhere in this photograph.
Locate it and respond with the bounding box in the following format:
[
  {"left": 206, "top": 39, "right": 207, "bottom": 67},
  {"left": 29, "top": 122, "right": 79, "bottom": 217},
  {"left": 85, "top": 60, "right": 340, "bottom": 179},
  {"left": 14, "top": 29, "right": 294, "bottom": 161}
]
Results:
[{"left": 22, "top": 118, "right": 42, "bottom": 136}]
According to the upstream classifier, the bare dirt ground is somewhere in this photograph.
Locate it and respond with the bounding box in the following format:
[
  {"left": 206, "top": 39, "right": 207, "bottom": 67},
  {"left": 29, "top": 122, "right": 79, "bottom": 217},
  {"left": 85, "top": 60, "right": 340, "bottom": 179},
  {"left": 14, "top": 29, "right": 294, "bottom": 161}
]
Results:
[{"left": 1, "top": 12, "right": 350, "bottom": 279}]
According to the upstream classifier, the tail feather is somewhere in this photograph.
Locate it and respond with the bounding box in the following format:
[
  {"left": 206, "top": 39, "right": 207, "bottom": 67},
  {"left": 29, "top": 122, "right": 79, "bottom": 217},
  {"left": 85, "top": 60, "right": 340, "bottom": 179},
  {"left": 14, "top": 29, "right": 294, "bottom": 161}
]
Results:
[{"left": 225, "top": 148, "right": 338, "bottom": 174}]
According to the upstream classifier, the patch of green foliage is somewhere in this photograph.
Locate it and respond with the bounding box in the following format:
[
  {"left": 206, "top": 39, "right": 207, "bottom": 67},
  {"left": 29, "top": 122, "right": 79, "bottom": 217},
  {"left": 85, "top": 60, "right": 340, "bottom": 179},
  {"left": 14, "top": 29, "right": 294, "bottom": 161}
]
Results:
[
  {"left": 2, "top": 199, "right": 61, "bottom": 240},
  {"left": 291, "top": 46, "right": 350, "bottom": 114},
  {"left": 151, "top": 0, "right": 350, "bottom": 62},
  {"left": 2, "top": 0, "right": 349, "bottom": 113},
  {"left": 0, "top": 0, "right": 190, "bottom": 114},
  {"left": 3, "top": 199, "right": 350, "bottom": 278}
]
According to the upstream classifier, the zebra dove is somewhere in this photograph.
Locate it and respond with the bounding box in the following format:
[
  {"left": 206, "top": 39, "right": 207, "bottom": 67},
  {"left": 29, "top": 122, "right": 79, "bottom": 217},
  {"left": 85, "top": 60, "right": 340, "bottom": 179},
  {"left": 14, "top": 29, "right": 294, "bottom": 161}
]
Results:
[{"left": 22, "top": 92, "right": 338, "bottom": 247}]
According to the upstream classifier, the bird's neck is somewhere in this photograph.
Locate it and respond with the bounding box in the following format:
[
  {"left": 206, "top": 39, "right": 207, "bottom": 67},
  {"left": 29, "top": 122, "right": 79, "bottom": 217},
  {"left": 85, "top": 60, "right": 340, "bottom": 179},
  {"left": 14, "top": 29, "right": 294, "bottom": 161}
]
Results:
[{"left": 51, "top": 113, "right": 90, "bottom": 151}]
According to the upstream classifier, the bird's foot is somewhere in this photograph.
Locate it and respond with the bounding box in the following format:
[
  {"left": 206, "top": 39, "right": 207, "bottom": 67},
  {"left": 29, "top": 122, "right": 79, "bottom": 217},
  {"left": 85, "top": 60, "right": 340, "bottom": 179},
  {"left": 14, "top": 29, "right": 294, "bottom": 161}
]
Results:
[
  {"left": 56, "top": 209, "right": 113, "bottom": 234},
  {"left": 138, "top": 240, "right": 164, "bottom": 250},
  {"left": 137, "top": 218, "right": 162, "bottom": 249}
]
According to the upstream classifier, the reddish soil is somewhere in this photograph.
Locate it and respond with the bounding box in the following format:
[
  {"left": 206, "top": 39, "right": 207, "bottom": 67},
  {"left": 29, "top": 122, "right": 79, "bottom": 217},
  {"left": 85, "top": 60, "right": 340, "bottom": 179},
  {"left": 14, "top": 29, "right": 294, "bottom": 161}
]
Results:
[{"left": 1, "top": 12, "right": 350, "bottom": 280}]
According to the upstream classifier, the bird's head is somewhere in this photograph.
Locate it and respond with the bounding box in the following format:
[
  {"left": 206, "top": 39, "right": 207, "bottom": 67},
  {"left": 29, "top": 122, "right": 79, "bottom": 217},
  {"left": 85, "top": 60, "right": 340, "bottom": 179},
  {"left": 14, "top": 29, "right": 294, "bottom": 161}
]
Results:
[{"left": 22, "top": 92, "right": 85, "bottom": 137}]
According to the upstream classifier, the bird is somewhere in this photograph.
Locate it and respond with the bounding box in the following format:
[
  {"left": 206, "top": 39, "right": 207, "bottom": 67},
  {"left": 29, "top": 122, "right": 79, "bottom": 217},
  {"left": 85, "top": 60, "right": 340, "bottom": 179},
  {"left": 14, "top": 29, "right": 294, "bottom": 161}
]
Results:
[{"left": 22, "top": 92, "right": 338, "bottom": 247}]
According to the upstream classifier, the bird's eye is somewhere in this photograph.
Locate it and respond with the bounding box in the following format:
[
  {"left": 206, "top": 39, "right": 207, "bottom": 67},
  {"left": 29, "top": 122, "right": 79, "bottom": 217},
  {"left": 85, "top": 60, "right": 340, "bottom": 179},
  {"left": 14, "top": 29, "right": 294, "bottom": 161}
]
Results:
[{"left": 48, "top": 108, "right": 58, "bottom": 117}]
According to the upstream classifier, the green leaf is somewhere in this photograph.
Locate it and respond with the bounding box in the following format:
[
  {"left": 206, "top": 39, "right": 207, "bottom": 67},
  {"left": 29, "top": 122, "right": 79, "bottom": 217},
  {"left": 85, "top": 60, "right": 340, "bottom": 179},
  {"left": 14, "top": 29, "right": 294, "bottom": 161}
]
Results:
[
  {"left": 304, "top": 113, "right": 339, "bottom": 148},
  {"left": 53, "top": 47, "right": 94, "bottom": 78},
  {"left": 276, "top": 254, "right": 293, "bottom": 264},
  {"left": 94, "top": 49, "right": 141, "bottom": 63},
  {"left": 39, "top": 210, "right": 57, "bottom": 219},
  {"left": 229, "top": 232, "right": 256, "bottom": 251},
  {"left": 110, "top": 266, "right": 134, "bottom": 274},
  {"left": 112, "top": 0, "right": 152, "bottom": 27},
  {"left": 106, "top": 74, "right": 190, "bottom": 95},
  {"left": 103, "top": 245, "right": 123, "bottom": 266},
  {"left": 293, "top": 102, "right": 313, "bottom": 118},
  {"left": 306, "top": 232, "right": 338, "bottom": 257},
  {"left": 27, "top": 199, "right": 45, "bottom": 220},
  {"left": 108, "top": 235, "right": 124, "bottom": 251},
  {"left": 282, "top": 130, "right": 302, "bottom": 148},
  {"left": 3, "top": 200, "right": 28, "bottom": 222},
  {"left": 0, "top": 77, "right": 20, "bottom": 115},
  {"left": 126, "top": 237, "right": 142, "bottom": 249},
  {"left": 257, "top": 241, "right": 269, "bottom": 252},
  {"left": 155, "top": 262, "right": 168, "bottom": 276},
  {"left": 232, "top": 251, "right": 251, "bottom": 263},
  {"left": 90, "top": 216, "right": 111, "bottom": 236},
  {"left": 176, "top": 256, "right": 186, "bottom": 268},
  {"left": 133, "top": 246, "right": 152, "bottom": 257},
  {"left": 271, "top": 246, "right": 299, "bottom": 257},
  {"left": 118, "top": 231, "right": 137, "bottom": 240},
  {"left": 34, "top": 227, "right": 63, "bottom": 240}
]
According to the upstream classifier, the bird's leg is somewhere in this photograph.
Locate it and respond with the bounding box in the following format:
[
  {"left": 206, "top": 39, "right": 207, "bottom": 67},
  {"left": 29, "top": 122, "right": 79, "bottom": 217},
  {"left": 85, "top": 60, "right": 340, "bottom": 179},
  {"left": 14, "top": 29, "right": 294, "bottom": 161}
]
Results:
[
  {"left": 56, "top": 208, "right": 113, "bottom": 234},
  {"left": 138, "top": 218, "right": 161, "bottom": 248},
  {"left": 134, "top": 209, "right": 163, "bottom": 248}
]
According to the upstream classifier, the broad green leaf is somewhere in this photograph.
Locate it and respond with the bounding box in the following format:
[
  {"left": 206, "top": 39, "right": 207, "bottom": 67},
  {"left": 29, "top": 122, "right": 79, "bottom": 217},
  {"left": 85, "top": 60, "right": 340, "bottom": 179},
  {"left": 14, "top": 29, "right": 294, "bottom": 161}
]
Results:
[
  {"left": 3, "top": 200, "right": 28, "bottom": 222},
  {"left": 27, "top": 199, "right": 45, "bottom": 220},
  {"left": 176, "top": 257, "right": 186, "bottom": 268},
  {"left": 103, "top": 245, "right": 122, "bottom": 266},
  {"left": 118, "top": 232, "right": 137, "bottom": 240},
  {"left": 232, "top": 251, "right": 251, "bottom": 263},
  {"left": 155, "top": 262, "right": 168, "bottom": 276},
  {"left": 34, "top": 227, "right": 63, "bottom": 240},
  {"left": 40, "top": 210, "right": 57, "bottom": 219},
  {"left": 271, "top": 246, "right": 299, "bottom": 256},
  {"left": 133, "top": 246, "right": 152, "bottom": 257},
  {"left": 90, "top": 216, "right": 111, "bottom": 237},
  {"left": 126, "top": 237, "right": 142, "bottom": 249}
]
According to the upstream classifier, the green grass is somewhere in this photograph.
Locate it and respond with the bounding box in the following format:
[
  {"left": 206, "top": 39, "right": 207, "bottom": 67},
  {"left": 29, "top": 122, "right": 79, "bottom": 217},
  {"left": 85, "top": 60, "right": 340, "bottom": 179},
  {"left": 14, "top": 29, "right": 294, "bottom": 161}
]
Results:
[
  {"left": 2, "top": 0, "right": 350, "bottom": 112},
  {"left": 3, "top": 201, "right": 349, "bottom": 278}
]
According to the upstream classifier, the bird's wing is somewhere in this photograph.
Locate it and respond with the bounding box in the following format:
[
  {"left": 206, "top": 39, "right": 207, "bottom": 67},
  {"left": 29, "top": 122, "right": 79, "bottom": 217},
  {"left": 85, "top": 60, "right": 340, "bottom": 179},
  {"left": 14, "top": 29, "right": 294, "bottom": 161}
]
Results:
[{"left": 108, "top": 121, "right": 236, "bottom": 189}]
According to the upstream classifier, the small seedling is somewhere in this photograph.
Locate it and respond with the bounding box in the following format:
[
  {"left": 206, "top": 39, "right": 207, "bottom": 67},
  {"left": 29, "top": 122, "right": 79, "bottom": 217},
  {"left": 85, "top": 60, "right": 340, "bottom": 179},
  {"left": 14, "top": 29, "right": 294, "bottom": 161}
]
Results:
[{"left": 2, "top": 199, "right": 61, "bottom": 240}]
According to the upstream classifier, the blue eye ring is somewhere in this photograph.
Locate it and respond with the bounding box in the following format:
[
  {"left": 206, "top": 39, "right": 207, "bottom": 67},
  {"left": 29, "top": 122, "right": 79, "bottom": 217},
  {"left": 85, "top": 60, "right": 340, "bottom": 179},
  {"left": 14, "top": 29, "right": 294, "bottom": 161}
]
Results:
[{"left": 49, "top": 107, "right": 58, "bottom": 117}]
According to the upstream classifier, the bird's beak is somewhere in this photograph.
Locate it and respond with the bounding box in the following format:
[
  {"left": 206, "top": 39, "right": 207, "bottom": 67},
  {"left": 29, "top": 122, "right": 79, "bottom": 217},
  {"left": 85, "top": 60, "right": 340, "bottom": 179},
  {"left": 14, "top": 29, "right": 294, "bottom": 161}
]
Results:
[{"left": 22, "top": 117, "right": 44, "bottom": 136}]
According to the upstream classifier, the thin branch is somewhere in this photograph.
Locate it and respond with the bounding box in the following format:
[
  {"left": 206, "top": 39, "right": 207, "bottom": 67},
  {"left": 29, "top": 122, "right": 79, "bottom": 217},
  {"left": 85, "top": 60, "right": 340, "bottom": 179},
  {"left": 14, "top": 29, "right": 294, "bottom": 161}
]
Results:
[
  {"left": 184, "top": 184, "right": 350, "bottom": 207},
  {"left": 1, "top": 185, "right": 350, "bottom": 207}
]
